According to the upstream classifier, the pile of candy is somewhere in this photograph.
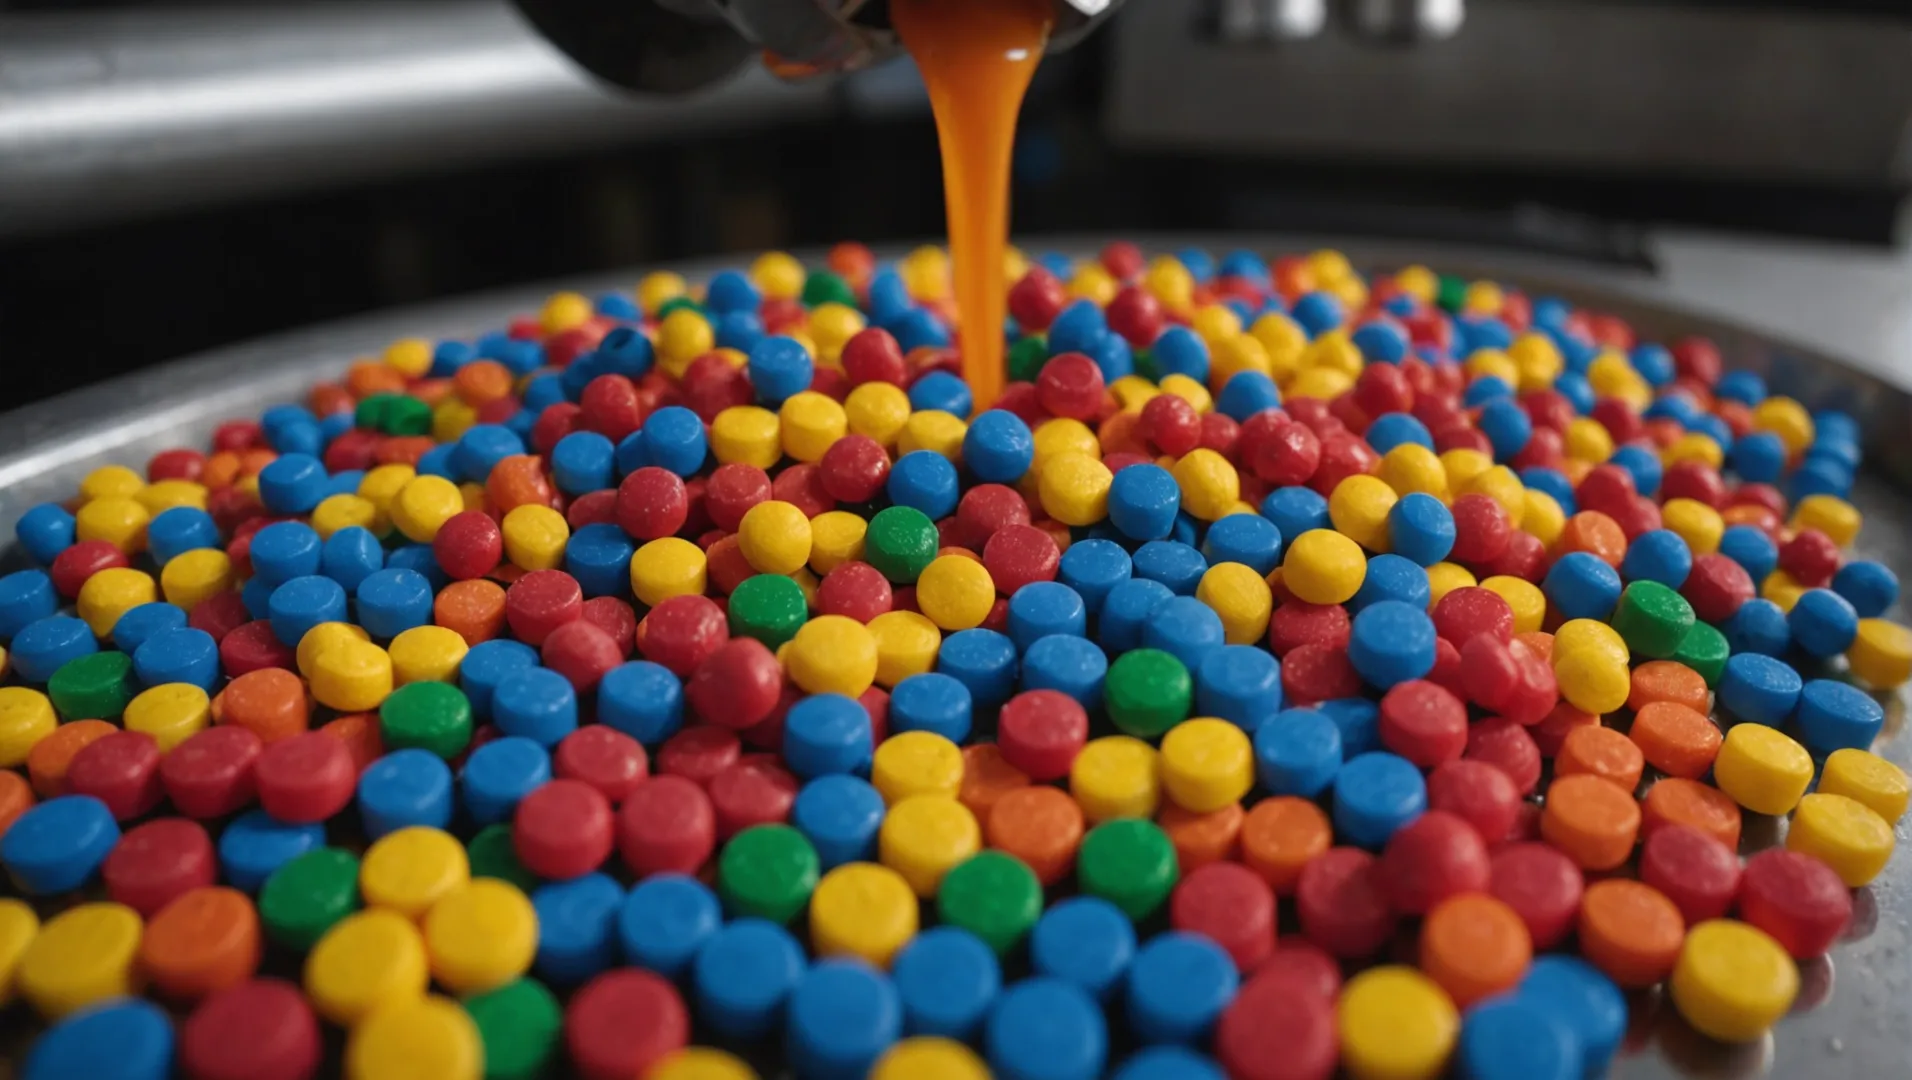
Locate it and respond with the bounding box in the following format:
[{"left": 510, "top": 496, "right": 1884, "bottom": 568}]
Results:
[{"left": 0, "top": 241, "right": 1907, "bottom": 1080}]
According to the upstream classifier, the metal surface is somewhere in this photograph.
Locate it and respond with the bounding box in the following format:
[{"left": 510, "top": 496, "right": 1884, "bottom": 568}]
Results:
[
  {"left": 0, "top": 1, "right": 833, "bottom": 237},
  {"left": 0, "top": 237, "right": 1907, "bottom": 1078}
]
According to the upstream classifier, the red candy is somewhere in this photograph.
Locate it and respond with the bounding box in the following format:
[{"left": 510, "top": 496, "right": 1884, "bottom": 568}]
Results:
[
  {"left": 252, "top": 732, "right": 355, "bottom": 824},
  {"left": 955, "top": 484, "right": 1033, "bottom": 545},
  {"left": 841, "top": 328, "right": 908, "bottom": 387},
  {"left": 815, "top": 562, "right": 893, "bottom": 624},
  {"left": 708, "top": 756, "right": 800, "bottom": 838},
  {"left": 1267, "top": 602, "right": 1350, "bottom": 659},
  {"left": 1639, "top": 824, "right": 1741, "bottom": 926},
  {"left": 1488, "top": 842, "right": 1584, "bottom": 950},
  {"left": 566, "top": 969, "right": 690, "bottom": 1080},
  {"left": 102, "top": 817, "right": 217, "bottom": 917},
  {"left": 997, "top": 690, "right": 1088, "bottom": 781},
  {"left": 1170, "top": 861, "right": 1276, "bottom": 972},
  {"left": 1739, "top": 848, "right": 1853, "bottom": 959},
  {"left": 1295, "top": 847, "right": 1396, "bottom": 959},
  {"left": 1426, "top": 760, "right": 1521, "bottom": 844},
  {"left": 581, "top": 596, "right": 638, "bottom": 656},
  {"left": 1778, "top": 528, "right": 1840, "bottom": 588},
  {"left": 1008, "top": 268, "right": 1068, "bottom": 332},
  {"left": 554, "top": 726, "right": 649, "bottom": 804},
  {"left": 1035, "top": 353, "right": 1105, "bottom": 421},
  {"left": 161, "top": 726, "right": 264, "bottom": 819},
  {"left": 656, "top": 726, "right": 742, "bottom": 786},
  {"left": 1377, "top": 810, "right": 1489, "bottom": 915},
  {"left": 617, "top": 468, "right": 690, "bottom": 542},
  {"left": 1464, "top": 716, "right": 1543, "bottom": 796},
  {"left": 1377, "top": 680, "right": 1467, "bottom": 768},
  {"left": 772, "top": 464, "right": 834, "bottom": 520},
  {"left": 1459, "top": 635, "right": 1557, "bottom": 726},
  {"left": 1255, "top": 938, "right": 1343, "bottom": 1002},
  {"left": 1681, "top": 553, "right": 1755, "bottom": 623},
  {"left": 51, "top": 540, "right": 131, "bottom": 599},
  {"left": 514, "top": 778, "right": 615, "bottom": 879},
  {"left": 219, "top": 621, "right": 297, "bottom": 678},
  {"left": 983, "top": 525, "right": 1060, "bottom": 595},
  {"left": 179, "top": 979, "right": 323, "bottom": 1080},
  {"left": 505, "top": 570, "right": 585, "bottom": 647},
  {"left": 686, "top": 638, "right": 785, "bottom": 730},
  {"left": 67, "top": 730, "right": 164, "bottom": 821},
  {"left": 817, "top": 435, "right": 891, "bottom": 504},
  {"left": 1140, "top": 395, "right": 1202, "bottom": 458},
  {"left": 1447, "top": 495, "right": 1513, "bottom": 566},
  {"left": 1430, "top": 586, "right": 1514, "bottom": 645},
  {"left": 638, "top": 595, "right": 728, "bottom": 677},
  {"left": 1281, "top": 642, "right": 1362, "bottom": 705},
  {"left": 541, "top": 620, "right": 624, "bottom": 693},
  {"left": 703, "top": 464, "right": 773, "bottom": 532},
  {"left": 1105, "top": 285, "right": 1163, "bottom": 346},
  {"left": 432, "top": 510, "right": 504, "bottom": 581},
  {"left": 189, "top": 591, "right": 253, "bottom": 644},
  {"left": 1215, "top": 968, "right": 1338, "bottom": 1080},
  {"left": 579, "top": 375, "right": 644, "bottom": 442}
]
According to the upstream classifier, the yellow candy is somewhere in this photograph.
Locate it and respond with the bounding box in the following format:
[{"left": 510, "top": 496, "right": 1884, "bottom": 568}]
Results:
[
  {"left": 137, "top": 479, "right": 209, "bottom": 515},
  {"left": 900, "top": 246, "right": 951, "bottom": 301},
  {"left": 81, "top": 464, "right": 145, "bottom": 503},
  {"left": 1377, "top": 444, "right": 1449, "bottom": 503},
  {"left": 1425, "top": 562, "right": 1477, "bottom": 608},
  {"left": 123, "top": 683, "right": 211, "bottom": 751},
  {"left": 1752, "top": 396, "right": 1814, "bottom": 455},
  {"left": 810, "top": 862, "right": 920, "bottom": 969},
  {"left": 1459, "top": 465, "right": 1524, "bottom": 529},
  {"left": 1337, "top": 966, "right": 1458, "bottom": 1080},
  {"left": 1659, "top": 497, "right": 1723, "bottom": 555},
  {"left": 899, "top": 411, "right": 968, "bottom": 462},
  {"left": 1302, "top": 332, "right": 1362, "bottom": 380},
  {"left": 74, "top": 566, "right": 157, "bottom": 638},
  {"left": 1520, "top": 489, "right": 1566, "bottom": 548},
  {"left": 1210, "top": 335, "right": 1272, "bottom": 392},
  {"left": 1818, "top": 748, "right": 1909, "bottom": 823},
  {"left": 871, "top": 1038, "right": 991, "bottom": 1080},
  {"left": 384, "top": 337, "right": 433, "bottom": 377},
  {"left": 1196, "top": 563, "right": 1273, "bottom": 645},
  {"left": 658, "top": 309, "right": 716, "bottom": 376},
  {"left": 540, "top": 291, "right": 592, "bottom": 334},
  {"left": 868, "top": 611, "right": 941, "bottom": 687},
  {"left": 808, "top": 303, "right": 866, "bottom": 360},
  {"left": 1250, "top": 312, "right": 1308, "bottom": 381},
  {"left": 422, "top": 879, "right": 537, "bottom": 994},
  {"left": 878, "top": 795, "right": 980, "bottom": 897},
  {"left": 432, "top": 398, "right": 478, "bottom": 444},
  {"left": 358, "top": 465, "right": 417, "bottom": 533},
  {"left": 1191, "top": 303, "right": 1242, "bottom": 346},
  {"left": 75, "top": 496, "right": 150, "bottom": 554},
  {"left": 872, "top": 730, "right": 964, "bottom": 805},
  {"left": 298, "top": 622, "right": 372, "bottom": 679},
  {"left": 1329, "top": 475, "right": 1398, "bottom": 553},
  {"left": 1041, "top": 453, "right": 1114, "bottom": 527},
  {"left": 1791, "top": 494, "right": 1861, "bottom": 548},
  {"left": 310, "top": 638, "right": 394, "bottom": 713},
  {"left": 630, "top": 538, "right": 709, "bottom": 607},
  {"left": 362, "top": 827, "right": 470, "bottom": 919},
  {"left": 1464, "top": 349, "right": 1518, "bottom": 388},
  {"left": 1070, "top": 734, "right": 1161, "bottom": 823},
  {"left": 0, "top": 687, "right": 56, "bottom": 766},
  {"left": 1395, "top": 266, "right": 1437, "bottom": 302},
  {"left": 648, "top": 1048, "right": 761, "bottom": 1080},
  {"left": 306, "top": 909, "right": 430, "bottom": 1026},
  {"left": 1509, "top": 333, "right": 1563, "bottom": 391},
  {"left": 1462, "top": 279, "right": 1503, "bottom": 315},
  {"left": 845, "top": 383, "right": 913, "bottom": 448},
  {"left": 160, "top": 548, "right": 234, "bottom": 611},
  {"left": 495, "top": 504, "right": 565, "bottom": 573},
  {"left": 1670, "top": 920, "right": 1797, "bottom": 1043},
  {"left": 751, "top": 251, "right": 805, "bottom": 299},
  {"left": 1032, "top": 418, "right": 1100, "bottom": 469},
  {"left": 738, "top": 501, "right": 813, "bottom": 577},
  {"left": 711, "top": 406, "right": 782, "bottom": 470},
  {"left": 1713, "top": 723, "right": 1812, "bottom": 816},
  {"left": 1787, "top": 792, "right": 1894, "bottom": 887},
  {"left": 917, "top": 555, "right": 996, "bottom": 632},
  {"left": 779, "top": 392, "right": 849, "bottom": 462},
  {"left": 390, "top": 475, "right": 463, "bottom": 544},
  {"left": 1071, "top": 264, "right": 1118, "bottom": 306},
  {"left": 388, "top": 625, "right": 469, "bottom": 686},
  {"left": 1760, "top": 570, "right": 1805, "bottom": 613},
  {"left": 1848, "top": 618, "right": 1912, "bottom": 689},
  {"left": 0, "top": 899, "right": 39, "bottom": 1006},
  {"left": 347, "top": 994, "right": 482, "bottom": 1080},
  {"left": 1160, "top": 717, "right": 1253, "bottom": 813},
  {"left": 787, "top": 615, "right": 879, "bottom": 698},
  {"left": 312, "top": 493, "right": 378, "bottom": 539},
  {"left": 1144, "top": 256, "right": 1195, "bottom": 313},
  {"left": 1552, "top": 618, "right": 1631, "bottom": 714},
  {"left": 1437, "top": 449, "right": 1492, "bottom": 495},
  {"left": 638, "top": 271, "right": 688, "bottom": 315},
  {"left": 17, "top": 902, "right": 142, "bottom": 1019},
  {"left": 1564, "top": 417, "right": 1614, "bottom": 464},
  {"left": 1662, "top": 432, "right": 1724, "bottom": 470},
  {"left": 808, "top": 511, "right": 869, "bottom": 574},
  {"left": 1110, "top": 375, "right": 1160, "bottom": 412},
  {"left": 1282, "top": 530, "right": 1366, "bottom": 606},
  {"left": 1159, "top": 374, "right": 1213, "bottom": 415},
  {"left": 1288, "top": 367, "right": 1354, "bottom": 402},
  {"left": 1481, "top": 576, "right": 1545, "bottom": 635}
]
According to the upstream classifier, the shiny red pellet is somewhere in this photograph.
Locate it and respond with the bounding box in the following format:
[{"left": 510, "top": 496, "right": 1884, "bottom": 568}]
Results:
[
  {"left": 616, "top": 468, "right": 689, "bottom": 542},
  {"left": 514, "top": 778, "right": 615, "bottom": 879},
  {"left": 51, "top": 540, "right": 131, "bottom": 599},
  {"left": 1171, "top": 861, "right": 1276, "bottom": 972},
  {"left": 1426, "top": 760, "right": 1521, "bottom": 845},
  {"left": 581, "top": 596, "right": 637, "bottom": 656},
  {"left": 67, "top": 731, "right": 164, "bottom": 821},
  {"left": 703, "top": 464, "right": 772, "bottom": 533},
  {"left": 567, "top": 490, "right": 619, "bottom": 530},
  {"left": 955, "top": 484, "right": 1032, "bottom": 546},
  {"left": 858, "top": 685, "right": 890, "bottom": 745},
  {"left": 147, "top": 448, "right": 207, "bottom": 483},
  {"left": 771, "top": 463, "right": 834, "bottom": 520},
  {"left": 1681, "top": 553, "right": 1755, "bottom": 623},
  {"left": 1214, "top": 968, "right": 1337, "bottom": 1080},
  {"left": 1528, "top": 702, "right": 1597, "bottom": 760},
  {"left": 1481, "top": 529, "right": 1548, "bottom": 583},
  {"left": 656, "top": 726, "right": 742, "bottom": 787},
  {"left": 433, "top": 510, "right": 505, "bottom": 581},
  {"left": 1378, "top": 810, "right": 1489, "bottom": 915},
  {"left": 1739, "top": 848, "right": 1853, "bottom": 959},
  {"left": 1138, "top": 394, "right": 1201, "bottom": 458},
  {"left": 1431, "top": 586, "right": 1515, "bottom": 645},
  {"left": 815, "top": 562, "right": 892, "bottom": 624},
  {"left": 1295, "top": 847, "right": 1396, "bottom": 960},
  {"left": 542, "top": 620, "right": 624, "bottom": 693},
  {"left": 982, "top": 525, "right": 1059, "bottom": 596},
  {"left": 1488, "top": 841, "right": 1584, "bottom": 950},
  {"left": 708, "top": 756, "right": 799, "bottom": 839},
  {"left": 161, "top": 726, "right": 263, "bottom": 820},
  {"left": 1378, "top": 679, "right": 1467, "bottom": 769},
  {"left": 1779, "top": 528, "right": 1840, "bottom": 587},
  {"left": 1661, "top": 460, "right": 1727, "bottom": 508},
  {"left": 997, "top": 689, "right": 1089, "bottom": 782},
  {"left": 841, "top": 328, "right": 909, "bottom": 387},
  {"left": 1035, "top": 353, "right": 1105, "bottom": 421},
  {"left": 1007, "top": 268, "right": 1068, "bottom": 332},
  {"left": 681, "top": 354, "right": 754, "bottom": 422},
  {"left": 686, "top": 638, "right": 785, "bottom": 731},
  {"left": 505, "top": 570, "right": 585, "bottom": 647},
  {"left": 253, "top": 732, "right": 354, "bottom": 824},
  {"left": 101, "top": 817, "right": 216, "bottom": 917},
  {"left": 1427, "top": 636, "right": 1465, "bottom": 697},
  {"left": 552, "top": 727, "right": 649, "bottom": 804},
  {"left": 1105, "top": 286, "right": 1163, "bottom": 346},
  {"left": 220, "top": 621, "right": 297, "bottom": 678},
  {"left": 1280, "top": 642, "right": 1362, "bottom": 705},
  {"left": 1256, "top": 938, "right": 1342, "bottom": 1001},
  {"left": 179, "top": 978, "right": 322, "bottom": 1080},
  {"left": 817, "top": 435, "right": 891, "bottom": 504},
  {"left": 1460, "top": 635, "right": 1557, "bottom": 726},
  {"left": 1448, "top": 494, "right": 1513, "bottom": 566},
  {"left": 1267, "top": 602, "right": 1350, "bottom": 659},
  {"left": 566, "top": 969, "right": 689, "bottom": 1080},
  {"left": 1639, "top": 824, "right": 1741, "bottom": 926},
  {"left": 1308, "top": 434, "right": 1377, "bottom": 496},
  {"left": 579, "top": 374, "right": 645, "bottom": 442},
  {"left": 1464, "top": 716, "right": 1542, "bottom": 797},
  {"left": 637, "top": 595, "right": 727, "bottom": 677}
]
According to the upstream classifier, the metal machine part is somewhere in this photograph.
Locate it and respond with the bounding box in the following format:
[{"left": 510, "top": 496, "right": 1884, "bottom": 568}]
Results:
[
  {"left": 1201, "top": 0, "right": 1465, "bottom": 44},
  {"left": 512, "top": 0, "right": 1126, "bottom": 93}
]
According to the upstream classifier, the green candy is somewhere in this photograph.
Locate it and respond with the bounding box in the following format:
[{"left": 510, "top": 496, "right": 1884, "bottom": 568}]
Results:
[
  {"left": 47, "top": 651, "right": 136, "bottom": 721},
  {"left": 465, "top": 979, "right": 563, "bottom": 1080},
  {"left": 728, "top": 574, "right": 809, "bottom": 649},
  {"left": 1673, "top": 619, "right": 1730, "bottom": 688},
  {"left": 864, "top": 506, "right": 939, "bottom": 584},
  {"left": 1104, "top": 649, "right": 1193, "bottom": 738},
  {"left": 355, "top": 392, "right": 398, "bottom": 431},
  {"left": 380, "top": 681, "right": 474, "bottom": 759},
  {"left": 1077, "top": 818, "right": 1178, "bottom": 921},
  {"left": 1008, "top": 336, "right": 1050, "bottom": 383},
  {"left": 937, "top": 851, "right": 1043, "bottom": 955},
  {"left": 258, "top": 847, "right": 361, "bottom": 951},
  {"left": 1436, "top": 274, "right": 1470, "bottom": 313},
  {"left": 717, "top": 824, "right": 819, "bottom": 924},
  {"left": 468, "top": 824, "right": 539, "bottom": 892},
  {"left": 382, "top": 395, "right": 434, "bottom": 437},
  {"left": 657, "top": 296, "right": 704, "bottom": 319},
  {"left": 801, "top": 270, "right": 859, "bottom": 310},
  {"left": 1612, "top": 580, "right": 1696, "bottom": 660}
]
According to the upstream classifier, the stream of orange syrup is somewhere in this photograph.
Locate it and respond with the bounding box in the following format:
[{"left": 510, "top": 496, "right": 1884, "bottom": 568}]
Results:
[{"left": 890, "top": 0, "right": 1053, "bottom": 411}]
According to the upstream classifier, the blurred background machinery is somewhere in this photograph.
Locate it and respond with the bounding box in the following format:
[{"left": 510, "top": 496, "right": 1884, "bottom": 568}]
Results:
[{"left": 0, "top": 0, "right": 1908, "bottom": 401}]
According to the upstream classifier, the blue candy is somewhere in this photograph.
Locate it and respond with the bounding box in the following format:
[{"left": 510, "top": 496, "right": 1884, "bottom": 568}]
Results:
[
  {"left": 353, "top": 568, "right": 435, "bottom": 640},
  {"left": 1713, "top": 369, "right": 1766, "bottom": 406},
  {"left": 24, "top": 999, "right": 174, "bottom": 1080},
  {"left": 531, "top": 872, "right": 624, "bottom": 986},
  {"left": 1718, "top": 524, "right": 1778, "bottom": 583},
  {"left": 320, "top": 526, "right": 385, "bottom": 596},
  {"left": 888, "top": 450, "right": 961, "bottom": 521},
  {"left": 1519, "top": 469, "right": 1577, "bottom": 516},
  {"left": 356, "top": 747, "right": 454, "bottom": 837},
  {"left": 1108, "top": 465, "right": 1183, "bottom": 542},
  {"left": 596, "top": 660, "right": 684, "bottom": 745},
  {"left": 1195, "top": 645, "right": 1282, "bottom": 734},
  {"left": 619, "top": 873, "right": 721, "bottom": 977},
  {"left": 249, "top": 521, "right": 323, "bottom": 587},
  {"left": 1458, "top": 996, "right": 1581, "bottom": 1080},
  {"left": 693, "top": 918, "right": 806, "bottom": 1039},
  {"left": 1517, "top": 956, "right": 1626, "bottom": 1076},
  {"left": 133, "top": 627, "right": 220, "bottom": 690},
  {"left": 1254, "top": 708, "right": 1343, "bottom": 797},
  {"left": 1290, "top": 292, "right": 1342, "bottom": 337},
  {"left": 1142, "top": 596, "right": 1226, "bottom": 673},
  {"left": 1318, "top": 697, "right": 1381, "bottom": 759},
  {"left": 748, "top": 336, "right": 815, "bottom": 406},
  {"left": 1007, "top": 582, "right": 1088, "bottom": 651},
  {"left": 1718, "top": 652, "right": 1803, "bottom": 725},
  {"left": 16, "top": 503, "right": 76, "bottom": 566},
  {"left": 910, "top": 371, "right": 974, "bottom": 419},
  {"left": 111, "top": 602, "right": 188, "bottom": 657},
  {"left": 1332, "top": 751, "right": 1427, "bottom": 849},
  {"left": 791, "top": 774, "right": 886, "bottom": 869},
  {"left": 219, "top": 809, "right": 325, "bottom": 892},
  {"left": 1, "top": 795, "right": 119, "bottom": 894},
  {"left": 266, "top": 575, "right": 348, "bottom": 648},
  {"left": 1113, "top": 1048, "right": 1226, "bottom": 1080},
  {"left": 1833, "top": 559, "right": 1898, "bottom": 618},
  {"left": 565, "top": 523, "right": 636, "bottom": 599},
  {"left": 1149, "top": 327, "right": 1209, "bottom": 383},
  {"left": 1048, "top": 300, "right": 1110, "bottom": 357},
  {"left": 788, "top": 960, "right": 904, "bottom": 1080},
  {"left": 459, "top": 735, "right": 552, "bottom": 825},
  {"left": 1087, "top": 333, "right": 1136, "bottom": 384},
  {"left": 783, "top": 693, "right": 876, "bottom": 778},
  {"left": 1789, "top": 588, "right": 1859, "bottom": 658},
  {"left": 551, "top": 432, "right": 617, "bottom": 495},
  {"left": 1386, "top": 493, "right": 1455, "bottom": 567},
  {"left": 1620, "top": 529, "right": 1692, "bottom": 589},
  {"left": 493, "top": 667, "right": 579, "bottom": 747},
  {"left": 1030, "top": 896, "right": 1136, "bottom": 1001},
  {"left": 1729, "top": 431, "right": 1787, "bottom": 484},
  {"left": 1099, "top": 578, "right": 1175, "bottom": 655},
  {"left": 1021, "top": 635, "right": 1108, "bottom": 711},
  {"left": 1348, "top": 554, "right": 1431, "bottom": 614},
  {"left": 640, "top": 406, "right": 709, "bottom": 477},
  {"left": 1366, "top": 413, "right": 1435, "bottom": 455},
  {"left": 12, "top": 615, "right": 98, "bottom": 681},
  {"left": 0, "top": 570, "right": 58, "bottom": 642},
  {"left": 1352, "top": 321, "right": 1409, "bottom": 365},
  {"left": 705, "top": 270, "right": 760, "bottom": 314},
  {"left": 1477, "top": 398, "right": 1533, "bottom": 461},
  {"left": 893, "top": 927, "right": 1001, "bottom": 1039},
  {"left": 936, "top": 629, "right": 1019, "bottom": 709},
  {"left": 1794, "top": 678, "right": 1885, "bottom": 754},
  {"left": 1607, "top": 444, "right": 1662, "bottom": 497},
  {"left": 1126, "top": 932, "right": 1238, "bottom": 1045},
  {"left": 1201, "top": 515, "right": 1283, "bottom": 577},
  {"left": 1347, "top": 600, "right": 1436, "bottom": 689},
  {"left": 1723, "top": 598, "right": 1791, "bottom": 657},
  {"left": 146, "top": 506, "right": 220, "bottom": 564},
  {"left": 385, "top": 544, "right": 448, "bottom": 591},
  {"left": 1261, "top": 487, "right": 1330, "bottom": 544},
  {"left": 1543, "top": 551, "right": 1623, "bottom": 622},
  {"left": 1214, "top": 371, "right": 1281, "bottom": 421},
  {"left": 256, "top": 453, "right": 329, "bottom": 515},
  {"left": 963, "top": 411, "right": 1035, "bottom": 484},
  {"left": 454, "top": 425, "right": 525, "bottom": 483},
  {"left": 986, "top": 977, "right": 1108, "bottom": 1080},
  {"left": 459, "top": 639, "right": 540, "bottom": 720},
  {"left": 890, "top": 673, "right": 973, "bottom": 743}
]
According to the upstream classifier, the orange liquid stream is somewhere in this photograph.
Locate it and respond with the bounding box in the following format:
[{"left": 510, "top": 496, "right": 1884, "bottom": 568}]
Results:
[{"left": 891, "top": 0, "right": 1052, "bottom": 411}]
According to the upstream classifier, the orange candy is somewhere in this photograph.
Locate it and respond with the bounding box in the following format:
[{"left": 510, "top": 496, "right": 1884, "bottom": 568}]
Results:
[
  {"left": 1158, "top": 801, "right": 1244, "bottom": 873},
  {"left": 1539, "top": 774, "right": 1640, "bottom": 871},
  {"left": 485, "top": 456, "right": 557, "bottom": 515},
  {"left": 27, "top": 719, "right": 119, "bottom": 798},
  {"left": 705, "top": 537, "right": 756, "bottom": 597},
  {"left": 377, "top": 437, "right": 436, "bottom": 467},
  {"left": 1555, "top": 725, "right": 1645, "bottom": 794},
  {"left": 1514, "top": 631, "right": 1555, "bottom": 663},
  {"left": 1553, "top": 511, "right": 1627, "bottom": 567},
  {"left": 1577, "top": 879, "right": 1685, "bottom": 988},
  {"left": 321, "top": 713, "right": 386, "bottom": 774},
  {"left": 985, "top": 786, "right": 1082, "bottom": 886},
  {"left": 0, "top": 771, "right": 33, "bottom": 837},
  {"left": 1240, "top": 796, "right": 1332, "bottom": 895},
  {"left": 220, "top": 669, "right": 310, "bottom": 745},
  {"left": 1629, "top": 701, "right": 1722, "bottom": 780},
  {"left": 957, "top": 743, "right": 1029, "bottom": 822},
  {"left": 1420, "top": 893, "right": 1532, "bottom": 1008},
  {"left": 140, "top": 886, "right": 263, "bottom": 1000},
  {"left": 434, "top": 580, "right": 509, "bottom": 646},
  {"left": 1627, "top": 660, "right": 1709, "bottom": 715},
  {"left": 1642, "top": 777, "right": 1741, "bottom": 851},
  {"left": 454, "top": 360, "right": 515, "bottom": 406},
  {"left": 346, "top": 361, "right": 407, "bottom": 399}
]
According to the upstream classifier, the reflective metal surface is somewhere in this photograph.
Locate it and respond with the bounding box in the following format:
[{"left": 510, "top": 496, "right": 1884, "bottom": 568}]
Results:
[{"left": 0, "top": 236, "right": 1904, "bottom": 1078}]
